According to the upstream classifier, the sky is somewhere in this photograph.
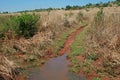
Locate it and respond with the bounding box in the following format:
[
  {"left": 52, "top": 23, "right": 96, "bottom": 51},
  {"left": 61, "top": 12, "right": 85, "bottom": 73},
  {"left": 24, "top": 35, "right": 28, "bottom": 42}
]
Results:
[{"left": 0, "top": 0, "right": 115, "bottom": 12}]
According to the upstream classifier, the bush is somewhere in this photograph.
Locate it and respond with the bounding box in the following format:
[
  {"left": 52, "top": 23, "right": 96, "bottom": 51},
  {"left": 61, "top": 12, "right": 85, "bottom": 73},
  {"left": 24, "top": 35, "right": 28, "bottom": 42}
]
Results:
[
  {"left": 94, "top": 9, "right": 104, "bottom": 27},
  {"left": 93, "top": 78, "right": 101, "bottom": 80},
  {"left": 0, "top": 16, "right": 17, "bottom": 39},
  {"left": 116, "top": 2, "right": 120, "bottom": 6},
  {"left": 95, "top": 9, "right": 104, "bottom": 21},
  {"left": 86, "top": 53, "right": 99, "bottom": 61},
  {"left": 116, "top": 0, "right": 120, "bottom": 2},
  {"left": 76, "top": 12, "right": 83, "bottom": 23},
  {"left": 15, "top": 13, "right": 40, "bottom": 38}
]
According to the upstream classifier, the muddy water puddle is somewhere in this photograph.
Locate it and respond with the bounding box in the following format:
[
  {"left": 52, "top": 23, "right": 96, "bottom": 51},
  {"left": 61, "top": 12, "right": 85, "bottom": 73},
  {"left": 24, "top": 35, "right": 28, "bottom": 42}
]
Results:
[{"left": 28, "top": 54, "right": 86, "bottom": 80}]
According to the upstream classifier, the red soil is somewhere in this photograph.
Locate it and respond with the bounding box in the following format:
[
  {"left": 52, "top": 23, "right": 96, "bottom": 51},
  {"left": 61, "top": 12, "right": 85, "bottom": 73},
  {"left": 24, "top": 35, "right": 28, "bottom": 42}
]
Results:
[
  {"left": 58, "top": 26, "right": 84, "bottom": 55},
  {"left": 15, "top": 76, "right": 25, "bottom": 80},
  {"left": 75, "top": 56, "right": 85, "bottom": 61}
]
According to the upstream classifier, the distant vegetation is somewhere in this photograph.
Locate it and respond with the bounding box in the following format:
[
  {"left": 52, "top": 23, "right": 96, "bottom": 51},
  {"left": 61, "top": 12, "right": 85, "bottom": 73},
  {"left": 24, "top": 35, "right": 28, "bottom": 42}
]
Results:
[
  {"left": 1, "top": 0, "right": 119, "bottom": 13},
  {"left": 114, "top": 0, "right": 120, "bottom": 6},
  {"left": 18, "top": 0, "right": 120, "bottom": 11}
]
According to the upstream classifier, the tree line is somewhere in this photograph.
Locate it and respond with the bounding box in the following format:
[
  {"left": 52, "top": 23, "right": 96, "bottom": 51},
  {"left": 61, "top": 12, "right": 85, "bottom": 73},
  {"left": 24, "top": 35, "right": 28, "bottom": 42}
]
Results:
[{"left": 0, "top": 0, "right": 120, "bottom": 14}]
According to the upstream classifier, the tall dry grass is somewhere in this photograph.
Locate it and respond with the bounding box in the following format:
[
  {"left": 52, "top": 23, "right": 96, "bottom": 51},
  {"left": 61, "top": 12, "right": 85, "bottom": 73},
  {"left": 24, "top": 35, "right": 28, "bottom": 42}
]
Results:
[
  {"left": 0, "top": 55, "right": 20, "bottom": 80},
  {"left": 87, "top": 8, "right": 120, "bottom": 76}
]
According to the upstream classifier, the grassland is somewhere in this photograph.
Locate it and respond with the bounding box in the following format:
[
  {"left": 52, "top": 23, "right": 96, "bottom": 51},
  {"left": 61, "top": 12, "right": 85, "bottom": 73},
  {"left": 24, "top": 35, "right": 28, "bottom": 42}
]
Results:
[
  {"left": 67, "top": 7, "right": 120, "bottom": 80},
  {"left": 0, "top": 6, "right": 120, "bottom": 80}
]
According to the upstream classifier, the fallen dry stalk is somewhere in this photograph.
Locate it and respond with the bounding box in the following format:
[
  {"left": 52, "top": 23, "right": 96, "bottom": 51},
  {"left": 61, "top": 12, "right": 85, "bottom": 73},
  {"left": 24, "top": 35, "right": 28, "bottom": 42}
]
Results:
[{"left": 0, "top": 56, "right": 20, "bottom": 80}]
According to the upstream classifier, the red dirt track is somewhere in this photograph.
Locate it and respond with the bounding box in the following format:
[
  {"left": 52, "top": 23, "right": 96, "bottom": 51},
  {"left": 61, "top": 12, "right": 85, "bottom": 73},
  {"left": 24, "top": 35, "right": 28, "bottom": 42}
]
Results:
[{"left": 58, "top": 26, "right": 84, "bottom": 55}]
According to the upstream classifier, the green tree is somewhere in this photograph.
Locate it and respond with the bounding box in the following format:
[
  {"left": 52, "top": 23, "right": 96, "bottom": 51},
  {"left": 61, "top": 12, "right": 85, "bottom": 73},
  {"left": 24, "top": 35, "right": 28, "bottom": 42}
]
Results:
[
  {"left": 116, "top": 0, "right": 120, "bottom": 2},
  {"left": 86, "top": 3, "right": 93, "bottom": 8},
  {"left": 3, "top": 12, "right": 8, "bottom": 14},
  {"left": 66, "top": 5, "right": 72, "bottom": 10}
]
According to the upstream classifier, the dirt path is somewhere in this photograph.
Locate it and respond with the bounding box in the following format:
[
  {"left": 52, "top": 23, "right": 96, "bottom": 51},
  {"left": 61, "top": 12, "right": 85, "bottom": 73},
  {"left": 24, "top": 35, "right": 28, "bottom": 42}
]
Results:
[{"left": 58, "top": 26, "right": 84, "bottom": 55}]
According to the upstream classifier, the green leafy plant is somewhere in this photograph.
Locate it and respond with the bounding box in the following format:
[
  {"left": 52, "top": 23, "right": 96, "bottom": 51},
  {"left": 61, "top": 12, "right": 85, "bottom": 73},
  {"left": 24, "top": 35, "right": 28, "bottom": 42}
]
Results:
[
  {"left": 76, "top": 12, "right": 83, "bottom": 23},
  {"left": 0, "top": 16, "right": 17, "bottom": 39},
  {"left": 84, "top": 68, "right": 91, "bottom": 74},
  {"left": 63, "top": 15, "right": 70, "bottom": 27},
  {"left": 86, "top": 53, "right": 98, "bottom": 61},
  {"left": 4, "top": 48, "right": 11, "bottom": 56},
  {"left": 93, "top": 78, "right": 101, "bottom": 80},
  {"left": 69, "top": 58, "right": 81, "bottom": 73},
  {"left": 94, "top": 9, "right": 104, "bottom": 23},
  {"left": 69, "top": 11, "right": 74, "bottom": 17},
  {"left": 15, "top": 13, "right": 40, "bottom": 38}
]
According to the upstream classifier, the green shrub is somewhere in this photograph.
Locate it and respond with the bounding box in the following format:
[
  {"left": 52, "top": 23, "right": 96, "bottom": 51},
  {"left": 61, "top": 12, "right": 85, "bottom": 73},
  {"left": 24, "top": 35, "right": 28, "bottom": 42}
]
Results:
[
  {"left": 93, "top": 78, "right": 101, "bottom": 80},
  {"left": 95, "top": 9, "right": 104, "bottom": 22},
  {"left": 63, "top": 15, "right": 70, "bottom": 27},
  {"left": 0, "top": 16, "right": 17, "bottom": 39},
  {"left": 69, "top": 11, "right": 74, "bottom": 17},
  {"left": 86, "top": 53, "right": 98, "bottom": 61},
  {"left": 15, "top": 13, "right": 40, "bottom": 38},
  {"left": 0, "top": 13, "right": 40, "bottom": 39},
  {"left": 76, "top": 12, "right": 83, "bottom": 23},
  {"left": 116, "top": 2, "right": 120, "bottom": 6},
  {"left": 94, "top": 9, "right": 104, "bottom": 27},
  {"left": 0, "top": 33, "right": 4, "bottom": 39}
]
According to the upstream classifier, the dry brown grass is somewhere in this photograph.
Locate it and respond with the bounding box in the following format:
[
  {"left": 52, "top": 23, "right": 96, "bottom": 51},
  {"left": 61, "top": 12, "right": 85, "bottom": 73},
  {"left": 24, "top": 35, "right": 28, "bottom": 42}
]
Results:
[
  {"left": 87, "top": 7, "right": 120, "bottom": 77},
  {"left": 0, "top": 55, "right": 20, "bottom": 80},
  {"left": 0, "top": 10, "right": 84, "bottom": 57}
]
